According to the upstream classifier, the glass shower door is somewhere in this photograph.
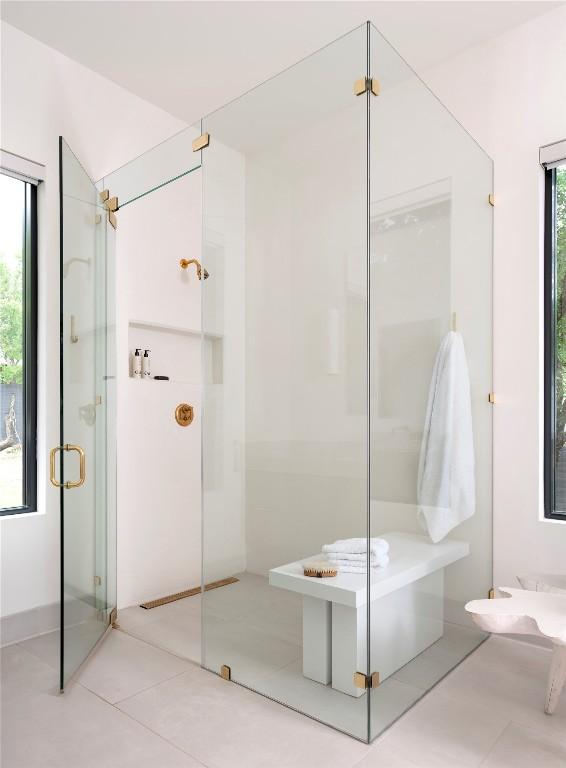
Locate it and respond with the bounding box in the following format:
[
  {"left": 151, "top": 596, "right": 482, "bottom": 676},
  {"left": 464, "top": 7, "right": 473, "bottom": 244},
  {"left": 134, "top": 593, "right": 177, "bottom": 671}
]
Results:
[{"left": 56, "top": 138, "right": 117, "bottom": 690}]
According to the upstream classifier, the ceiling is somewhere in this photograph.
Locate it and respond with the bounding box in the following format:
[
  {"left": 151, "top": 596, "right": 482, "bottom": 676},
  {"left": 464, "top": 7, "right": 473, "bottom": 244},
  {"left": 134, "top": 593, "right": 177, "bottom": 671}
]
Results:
[{"left": 1, "top": 1, "right": 562, "bottom": 125}]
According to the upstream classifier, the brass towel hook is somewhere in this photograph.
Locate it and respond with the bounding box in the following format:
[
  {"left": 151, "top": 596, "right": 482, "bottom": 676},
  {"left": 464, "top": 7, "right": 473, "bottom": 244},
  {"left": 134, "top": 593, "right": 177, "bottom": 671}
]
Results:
[{"left": 180, "top": 258, "right": 209, "bottom": 280}]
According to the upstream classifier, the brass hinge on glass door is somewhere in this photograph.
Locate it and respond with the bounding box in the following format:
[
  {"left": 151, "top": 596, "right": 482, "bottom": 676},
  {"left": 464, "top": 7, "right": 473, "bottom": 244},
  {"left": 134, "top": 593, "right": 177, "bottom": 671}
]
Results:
[
  {"left": 99, "top": 189, "right": 118, "bottom": 229},
  {"left": 353, "top": 671, "right": 380, "bottom": 689},
  {"left": 353, "top": 77, "right": 380, "bottom": 96},
  {"left": 49, "top": 444, "right": 86, "bottom": 489},
  {"left": 192, "top": 133, "right": 210, "bottom": 152}
]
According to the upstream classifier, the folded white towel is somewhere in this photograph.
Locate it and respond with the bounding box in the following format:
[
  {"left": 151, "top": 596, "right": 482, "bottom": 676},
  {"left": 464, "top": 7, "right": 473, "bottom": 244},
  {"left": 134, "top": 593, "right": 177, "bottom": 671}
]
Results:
[
  {"left": 323, "top": 552, "right": 367, "bottom": 562},
  {"left": 336, "top": 565, "right": 367, "bottom": 574},
  {"left": 334, "top": 558, "right": 389, "bottom": 574},
  {"left": 327, "top": 554, "right": 389, "bottom": 569},
  {"left": 322, "top": 538, "right": 389, "bottom": 557}
]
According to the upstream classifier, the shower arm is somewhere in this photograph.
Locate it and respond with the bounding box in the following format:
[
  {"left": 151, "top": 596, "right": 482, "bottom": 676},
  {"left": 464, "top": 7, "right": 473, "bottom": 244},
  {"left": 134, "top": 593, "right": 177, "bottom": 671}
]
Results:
[{"left": 180, "top": 258, "right": 209, "bottom": 280}]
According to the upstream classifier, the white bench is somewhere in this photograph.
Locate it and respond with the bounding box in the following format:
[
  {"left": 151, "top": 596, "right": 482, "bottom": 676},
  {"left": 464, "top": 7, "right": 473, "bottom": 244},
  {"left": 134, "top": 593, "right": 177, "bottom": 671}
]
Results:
[{"left": 269, "top": 532, "right": 469, "bottom": 697}]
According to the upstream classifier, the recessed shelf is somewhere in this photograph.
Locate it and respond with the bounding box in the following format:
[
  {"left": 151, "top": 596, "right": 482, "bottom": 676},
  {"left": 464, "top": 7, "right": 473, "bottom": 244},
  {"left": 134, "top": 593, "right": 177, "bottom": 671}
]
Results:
[
  {"left": 128, "top": 318, "right": 223, "bottom": 385},
  {"left": 129, "top": 318, "right": 222, "bottom": 340},
  {"left": 128, "top": 376, "right": 201, "bottom": 386}
]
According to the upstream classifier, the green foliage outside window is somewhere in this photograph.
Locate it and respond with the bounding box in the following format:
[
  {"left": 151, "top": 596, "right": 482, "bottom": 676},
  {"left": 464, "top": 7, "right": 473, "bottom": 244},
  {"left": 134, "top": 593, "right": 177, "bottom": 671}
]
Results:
[{"left": 0, "top": 251, "right": 23, "bottom": 385}]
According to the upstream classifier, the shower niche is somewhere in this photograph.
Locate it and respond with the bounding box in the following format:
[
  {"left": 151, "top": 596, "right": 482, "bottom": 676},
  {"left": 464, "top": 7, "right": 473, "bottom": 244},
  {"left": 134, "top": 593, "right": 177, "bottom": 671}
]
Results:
[{"left": 94, "top": 20, "right": 492, "bottom": 743}]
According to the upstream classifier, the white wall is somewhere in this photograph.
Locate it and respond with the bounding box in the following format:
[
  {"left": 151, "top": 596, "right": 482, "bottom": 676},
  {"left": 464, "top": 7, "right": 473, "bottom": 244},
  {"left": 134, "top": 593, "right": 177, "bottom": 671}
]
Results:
[
  {"left": 0, "top": 22, "right": 185, "bottom": 628},
  {"left": 422, "top": 5, "right": 566, "bottom": 588},
  {"left": 200, "top": 130, "right": 247, "bottom": 585},
  {"left": 116, "top": 170, "right": 203, "bottom": 609}
]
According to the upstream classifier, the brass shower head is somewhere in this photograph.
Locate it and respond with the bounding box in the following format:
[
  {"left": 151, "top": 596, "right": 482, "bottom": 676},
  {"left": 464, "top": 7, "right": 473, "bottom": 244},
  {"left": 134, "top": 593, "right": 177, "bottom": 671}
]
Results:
[{"left": 180, "top": 258, "right": 209, "bottom": 280}]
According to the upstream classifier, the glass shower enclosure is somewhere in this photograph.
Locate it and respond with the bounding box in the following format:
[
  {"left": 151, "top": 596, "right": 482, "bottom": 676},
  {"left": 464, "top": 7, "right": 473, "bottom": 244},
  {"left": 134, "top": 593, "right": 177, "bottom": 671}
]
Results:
[
  {"left": 200, "top": 22, "right": 492, "bottom": 742},
  {"left": 84, "top": 19, "right": 492, "bottom": 743}
]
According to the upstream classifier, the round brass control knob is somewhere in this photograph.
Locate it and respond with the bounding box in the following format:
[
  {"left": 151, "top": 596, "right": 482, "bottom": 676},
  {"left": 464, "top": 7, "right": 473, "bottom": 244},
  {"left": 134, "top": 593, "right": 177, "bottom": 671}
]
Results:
[{"left": 175, "top": 403, "right": 194, "bottom": 427}]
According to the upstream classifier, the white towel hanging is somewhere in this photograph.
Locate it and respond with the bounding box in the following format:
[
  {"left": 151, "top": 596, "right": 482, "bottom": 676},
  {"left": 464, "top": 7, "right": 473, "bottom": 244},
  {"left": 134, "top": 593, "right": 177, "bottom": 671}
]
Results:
[{"left": 417, "top": 331, "right": 475, "bottom": 542}]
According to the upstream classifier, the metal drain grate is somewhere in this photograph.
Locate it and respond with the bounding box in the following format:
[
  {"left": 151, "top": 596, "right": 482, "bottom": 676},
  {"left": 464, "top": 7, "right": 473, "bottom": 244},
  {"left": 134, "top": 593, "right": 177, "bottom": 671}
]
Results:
[{"left": 139, "top": 577, "right": 239, "bottom": 609}]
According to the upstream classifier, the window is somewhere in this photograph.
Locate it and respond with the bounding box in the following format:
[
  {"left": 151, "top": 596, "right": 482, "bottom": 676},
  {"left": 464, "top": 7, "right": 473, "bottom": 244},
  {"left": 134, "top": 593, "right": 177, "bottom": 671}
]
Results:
[
  {"left": 544, "top": 142, "right": 566, "bottom": 519},
  {"left": 0, "top": 172, "right": 37, "bottom": 514}
]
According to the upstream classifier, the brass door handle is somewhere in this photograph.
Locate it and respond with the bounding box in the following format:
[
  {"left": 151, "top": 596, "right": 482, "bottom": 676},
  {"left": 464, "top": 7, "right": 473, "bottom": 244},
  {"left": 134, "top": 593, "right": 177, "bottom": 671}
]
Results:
[{"left": 50, "top": 444, "right": 86, "bottom": 489}]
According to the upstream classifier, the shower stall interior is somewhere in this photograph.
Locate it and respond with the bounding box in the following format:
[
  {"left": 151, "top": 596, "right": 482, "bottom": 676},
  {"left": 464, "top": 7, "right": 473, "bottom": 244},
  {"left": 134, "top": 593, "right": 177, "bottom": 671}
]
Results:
[{"left": 58, "top": 21, "right": 492, "bottom": 743}]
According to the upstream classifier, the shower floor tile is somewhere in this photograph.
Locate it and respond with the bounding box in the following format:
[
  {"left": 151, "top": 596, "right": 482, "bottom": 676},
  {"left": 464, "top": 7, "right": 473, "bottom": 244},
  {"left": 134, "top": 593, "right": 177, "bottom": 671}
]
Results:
[
  {"left": 4, "top": 628, "right": 566, "bottom": 767},
  {"left": 0, "top": 643, "right": 204, "bottom": 768},
  {"left": 117, "top": 571, "right": 490, "bottom": 738},
  {"left": 117, "top": 664, "right": 371, "bottom": 768}
]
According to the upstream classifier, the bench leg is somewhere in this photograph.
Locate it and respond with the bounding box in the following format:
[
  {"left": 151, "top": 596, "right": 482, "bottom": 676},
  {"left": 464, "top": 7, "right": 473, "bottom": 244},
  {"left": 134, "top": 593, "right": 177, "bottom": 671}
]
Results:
[
  {"left": 332, "top": 603, "right": 365, "bottom": 698},
  {"left": 545, "top": 644, "right": 566, "bottom": 715},
  {"left": 302, "top": 595, "right": 332, "bottom": 685}
]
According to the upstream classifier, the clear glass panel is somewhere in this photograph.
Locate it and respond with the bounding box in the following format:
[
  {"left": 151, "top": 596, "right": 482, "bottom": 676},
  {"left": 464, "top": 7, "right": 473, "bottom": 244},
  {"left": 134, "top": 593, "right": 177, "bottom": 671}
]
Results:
[
  {"left": 0, "top": 174, "right": 25, "bottom": 509},
  {"left": 98, "top": 125, "right": 202, "bottom": 209},
  {"left": 368, "top": 24, "right": 493, "bottom": 739},
  {"left": 201, "top": 25, "right": 370, "bottom": 740},
  {"left": 60, "top": 138, "right": 116, "bottom": 688}
]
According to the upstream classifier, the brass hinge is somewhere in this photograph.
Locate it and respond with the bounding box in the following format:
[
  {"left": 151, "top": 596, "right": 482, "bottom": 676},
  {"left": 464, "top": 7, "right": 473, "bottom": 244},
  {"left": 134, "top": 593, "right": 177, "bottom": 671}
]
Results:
[
  {"left": 220, "top": 664, "right": 231, "bottom": 681},
  {"left": 488, "top": 194, "right": 495, "bottom": 206},
  {"left": 353, "top": 77, "right": 380, "bottom": 97},
  {"left": 110, "top": 607, "right": 119, "bottom": 628},
  {"left": 488, "top": 588, "right": 495, "bottom": 599},
  {"left": 192, "top": 133, "right": 210, "bottom": 152},
  {"left": 99, "top": 189, "right": 118, "bottom": 230},
  {"left": 353, "top": 671, "right": 380, "bottom": 689},
  {"left": 488, "top": 392, "right": 496, "bottom": 404}
]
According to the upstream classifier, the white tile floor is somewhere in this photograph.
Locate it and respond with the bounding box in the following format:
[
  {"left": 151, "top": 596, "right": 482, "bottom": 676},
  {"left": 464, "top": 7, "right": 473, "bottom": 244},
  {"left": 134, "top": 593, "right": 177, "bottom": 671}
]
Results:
[
  {"left": 117, "top": 573, "right": 488, "bottom": 740},
  {"left": 3, "top": 630, "right": 566, "bottom": 767},
  {"left": 3, "top": 575, "right": 566, "bottom": 768}
]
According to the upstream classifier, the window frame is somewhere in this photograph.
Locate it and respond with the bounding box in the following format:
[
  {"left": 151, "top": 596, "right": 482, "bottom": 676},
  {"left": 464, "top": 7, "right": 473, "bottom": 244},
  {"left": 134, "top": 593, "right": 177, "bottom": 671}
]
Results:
[
  {"left": 544, "top": 162, "right": 566, "bottom": 520},
  {"left": 0, "top": 176, "right": 37, "bottom": 516}
]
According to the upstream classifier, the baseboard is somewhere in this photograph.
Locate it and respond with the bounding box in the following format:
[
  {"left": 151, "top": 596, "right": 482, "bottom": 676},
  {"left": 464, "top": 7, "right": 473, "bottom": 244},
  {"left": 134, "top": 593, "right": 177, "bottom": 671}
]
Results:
[
  {"left": 1, "top": 597, "right": 100, "bottom": 647},
  {"left": 0, "top": 602, "right": 59, "bottom": 647}
]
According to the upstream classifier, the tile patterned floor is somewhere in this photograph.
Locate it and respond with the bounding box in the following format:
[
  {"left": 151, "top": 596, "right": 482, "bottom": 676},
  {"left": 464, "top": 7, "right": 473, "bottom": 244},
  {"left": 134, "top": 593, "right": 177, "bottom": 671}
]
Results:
[
  {"left": 117, "top": 572, "right": 488, "bottom": 741},
  {"left": 3, "top": 575, "right": 566, "bottom": 767},
  {"left": 2, "top": 630, "right": 566, "bottom": 767}
]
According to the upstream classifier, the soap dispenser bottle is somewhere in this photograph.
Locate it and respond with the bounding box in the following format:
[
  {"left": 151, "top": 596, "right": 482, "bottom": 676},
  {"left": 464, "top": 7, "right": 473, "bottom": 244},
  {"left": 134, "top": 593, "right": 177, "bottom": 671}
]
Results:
[
  {"left": 142, "top": 349, "right": 151, "bottom": 379},
  {"left": 133, "top": 348, "right": 142, "bottom": 379}
]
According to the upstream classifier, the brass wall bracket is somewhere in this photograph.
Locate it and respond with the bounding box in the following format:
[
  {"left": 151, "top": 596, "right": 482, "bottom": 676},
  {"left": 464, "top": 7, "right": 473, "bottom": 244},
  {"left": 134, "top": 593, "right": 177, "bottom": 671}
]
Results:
[
  {"left": 99, "top": 189, "right": 119, "bottom": 229},
  {"left": 353, "top": 671, "right": 380, "bottom": 689},
  {"left": 175, "top": 403, "right": 194, "bottom": 427},
  {"left": 192, "top": 133, "right": 210, "bottom": 152},
  {"left": 488, "top": 194, "right": 495, "bottom": 206},
  {"left": 354, "top": 77, "right": 380, "bottom": 97},
  {"left": 488, "top": 588, "right": 495, "bottom": 599},
  {"left": 488, "top": 393, "right": 496, "bottom": 404},
  {"left": 220, "top": 664, "right": 231, "bottom": 681}
]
